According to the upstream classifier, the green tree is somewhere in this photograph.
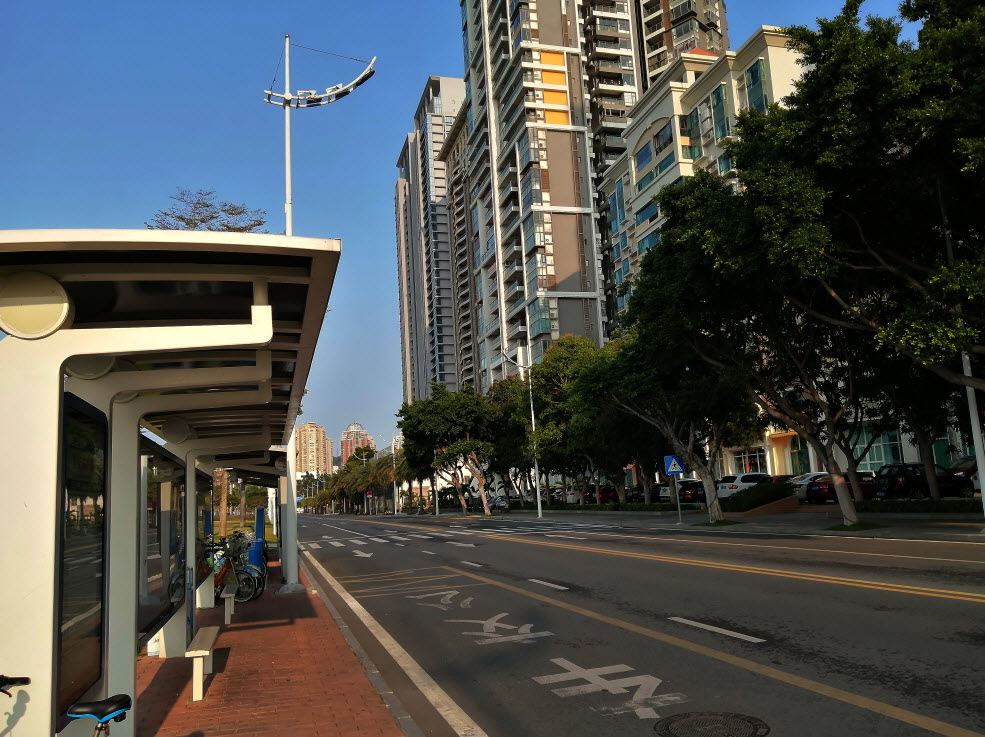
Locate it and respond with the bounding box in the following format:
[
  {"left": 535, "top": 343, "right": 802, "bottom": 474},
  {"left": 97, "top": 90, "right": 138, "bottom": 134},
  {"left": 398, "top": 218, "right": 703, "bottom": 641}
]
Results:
[{"left": 145, "top": 187, "right": 269, "bottom": 232}]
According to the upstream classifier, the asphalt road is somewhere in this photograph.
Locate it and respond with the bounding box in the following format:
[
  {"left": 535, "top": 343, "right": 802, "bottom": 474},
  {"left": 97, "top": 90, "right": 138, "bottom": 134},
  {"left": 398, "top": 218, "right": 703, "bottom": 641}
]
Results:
[{"left": 297, "top": 513, "right": 985, "bottom": 737}]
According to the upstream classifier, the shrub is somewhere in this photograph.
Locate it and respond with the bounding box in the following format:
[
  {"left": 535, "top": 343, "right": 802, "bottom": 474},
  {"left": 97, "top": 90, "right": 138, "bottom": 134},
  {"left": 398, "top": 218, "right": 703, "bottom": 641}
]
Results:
[
  {"left": 537, "top": 502, "right": 701, "bottom": 513},
  {"left": 854, "top": 498, "right": 981, "bottom": 514},
  {"left": 719, "top": 482, "right": 795, "bottom": 513}
]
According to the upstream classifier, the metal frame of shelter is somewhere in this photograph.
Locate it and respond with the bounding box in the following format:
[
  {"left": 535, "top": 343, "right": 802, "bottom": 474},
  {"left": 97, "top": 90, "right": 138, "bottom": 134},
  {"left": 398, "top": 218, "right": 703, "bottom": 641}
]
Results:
[{"left": 0, "top": 229, "right": 339, "bottom": 736}]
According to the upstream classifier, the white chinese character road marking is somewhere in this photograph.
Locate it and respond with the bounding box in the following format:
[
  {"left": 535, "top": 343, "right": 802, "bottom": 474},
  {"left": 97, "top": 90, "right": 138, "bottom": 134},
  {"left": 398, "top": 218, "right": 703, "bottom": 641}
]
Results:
[
  {"left": 532, "top": 658, "right": 687, "bottom": 719},
  {"left": 446, "top": 612, "right": 553, "bottom": 645}
]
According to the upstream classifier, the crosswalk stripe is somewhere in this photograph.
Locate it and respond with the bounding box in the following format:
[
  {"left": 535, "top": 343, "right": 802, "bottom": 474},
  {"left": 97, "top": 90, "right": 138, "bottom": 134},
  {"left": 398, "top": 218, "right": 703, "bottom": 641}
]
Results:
[
  {"left": 329, "top": 541, "right": 345, "bottom": 547},
  {"left": 308, "top": 542, "right": 321, "bottom": 549},
  {"left": 368, "top": 537, "right": 388, "bottom": 543},
  {"left": 391, "top": 536, "right": 412, "bottom": 541},
  {"left": 351, "top": 539, "right": 367, "bottom": 546}
]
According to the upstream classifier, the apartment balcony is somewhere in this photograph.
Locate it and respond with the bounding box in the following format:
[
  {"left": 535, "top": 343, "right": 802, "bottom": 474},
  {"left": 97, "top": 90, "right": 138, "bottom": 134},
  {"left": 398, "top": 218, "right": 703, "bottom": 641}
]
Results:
[
  {"left": 498, "top": 164, "right": 518, "bottom": 190},
  {"left": 587, "top": 18, "right": 631, "bottom": 40},
  {"left": 670, "top": 0, "right": 699, "bottom": 22},
  {"left": 503, "top": 262, "right": 524, "bottom": 283},
  {"left": 529, "top": 316, "right": 553, "bottom": 337},
  {"left": 588, "top": 39, "right": 632, "bottom": 60},
  {"left": 501, "top": 240, "right": 521, "bottom": 263},
  {"left": 593, "top": 111, "right": 630, "bottom": 134},
  {"left": 506, "top": 295, "right": 528, "bottom": 320},
  {"left": 507, "top": 320, "right": 527, "bottom": 341}
]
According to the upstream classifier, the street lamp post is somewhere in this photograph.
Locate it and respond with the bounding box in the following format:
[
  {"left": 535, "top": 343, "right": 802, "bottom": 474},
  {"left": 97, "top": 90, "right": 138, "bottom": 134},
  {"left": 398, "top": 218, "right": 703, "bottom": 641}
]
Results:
[
  {"left": 501, "top": 353, "right": 543, "bottom": 519},
  {"left": 263, "top": 35, "right": 376, "bottom": 235}
]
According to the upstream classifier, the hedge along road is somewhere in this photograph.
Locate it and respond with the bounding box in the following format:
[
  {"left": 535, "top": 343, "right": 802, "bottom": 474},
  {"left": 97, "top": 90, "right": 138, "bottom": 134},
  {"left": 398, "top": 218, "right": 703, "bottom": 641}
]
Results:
[{"left": 299, "top": 515, "right": 985, "bottom": 737}]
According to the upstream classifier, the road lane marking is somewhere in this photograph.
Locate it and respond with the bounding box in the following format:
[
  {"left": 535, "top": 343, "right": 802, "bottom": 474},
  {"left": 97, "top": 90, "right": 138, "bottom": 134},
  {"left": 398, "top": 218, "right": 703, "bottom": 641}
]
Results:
[
  {"left": 483, "top": 535, "right": 985, "bottom": 604},
  {"left": 390, "top": 536, "right": 412, "bottom": 541},
  {"left": 329, "top": 541, "right": 345, "bottom": 547},
  {"left": 351, "top": 540, "right": 367, "bottom": 546},
  {"left": 446, "top": 567, "right": 983, "bottom": 737},
  {"left": 447, "top": 542, "right": 475, "bottom": 548},
  {"left": 668, "top": 617, "right": 765, "bottom": 643},
  {"left": 303, "top": 553, "right": 490, "bottom": 737},
  {"left": 644, "top": 525, "right": 985, "bottom": 545},
  {"left": 409, "top": 534, "right": 433, "bottom": 539},
  {"left": 368, "top": 538, "right": 388, "bottom": 543},
  {"left": 422, "top": 551, "right": 436, "bottom": 555},
  {"left": 322, "top": 523, "right": 376, "bottom": 538},
  {"left": 307, "top": 542, "right": 322, "bottom": 549},
  {"left": 546, "top": 534, "right": 587, "bottom": 540},
  {"left": 355, "top": 583, "right": 489, "bottom": 599},
  {"left": 461, "top": 561, "right": 483, "bottom": 568},
  {"left": 529, "top": 579, "right": 569, "bottom": 591},
  {"left": 338, "top": 568, "right": 447, "bottom": 583},
  {"left": 354, "top": 550, "right": 373, "bottom": 558}
]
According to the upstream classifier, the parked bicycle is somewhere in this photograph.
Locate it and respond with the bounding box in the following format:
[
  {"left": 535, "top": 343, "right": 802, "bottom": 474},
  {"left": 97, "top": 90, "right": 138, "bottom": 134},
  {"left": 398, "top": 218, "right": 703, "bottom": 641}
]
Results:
[
  {"left": 169, "top": 535, "right": 255, "bottom": 604},
  {"left": 0, "top": 676, "right": 131, "bottom": 736}
]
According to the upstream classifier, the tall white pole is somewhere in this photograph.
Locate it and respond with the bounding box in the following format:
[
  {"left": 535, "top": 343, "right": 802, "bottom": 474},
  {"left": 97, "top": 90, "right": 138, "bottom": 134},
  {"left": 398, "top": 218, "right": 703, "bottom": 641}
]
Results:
[
  {"left": 526, "top": 368, "right": 543, "bottom": 519},
  {"left": 283, "top": 34, "right": 293, "bottom": 236}
]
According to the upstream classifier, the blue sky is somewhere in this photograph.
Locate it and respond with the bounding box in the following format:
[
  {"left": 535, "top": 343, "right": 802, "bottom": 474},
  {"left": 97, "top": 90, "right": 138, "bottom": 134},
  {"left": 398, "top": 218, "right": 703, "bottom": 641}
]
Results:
[{"left": 0, "top": 0, "right": 910, "bottom": 452}]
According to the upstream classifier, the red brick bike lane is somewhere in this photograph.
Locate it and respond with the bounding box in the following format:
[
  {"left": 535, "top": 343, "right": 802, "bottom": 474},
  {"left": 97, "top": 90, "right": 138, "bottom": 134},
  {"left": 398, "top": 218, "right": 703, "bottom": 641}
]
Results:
[{"left": 136, "top": 563, "right": 407, "bottom": 737}]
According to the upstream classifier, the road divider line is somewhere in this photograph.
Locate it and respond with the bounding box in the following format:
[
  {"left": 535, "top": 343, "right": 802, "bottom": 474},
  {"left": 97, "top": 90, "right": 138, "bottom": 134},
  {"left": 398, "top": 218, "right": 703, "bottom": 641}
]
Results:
[
  {"left": 668, "top": 617, "right": 765, "bottom": 643},
  {"left": 484, "top": 535, "right": 985, "bottom": 604},
  {"left": 529, "top": 579, "right": 568, "bottom": 591},
  {"left": 545, "top": 534, "right": 587, "bottom": 540},
  {"left": 303, "top": 553, "right": 489, "bottom": 737},
  {"left": 461, "top": 561, "right": 483, "bottom": 568},
  {"left": 323, "top": 523, "right": 376, "bottom": 538},
  {"left": 445, "top": 567, "right": 982, "bottom": 737},
  {"left": 422, "top": 551, "right": 435, "bottom": 555}
]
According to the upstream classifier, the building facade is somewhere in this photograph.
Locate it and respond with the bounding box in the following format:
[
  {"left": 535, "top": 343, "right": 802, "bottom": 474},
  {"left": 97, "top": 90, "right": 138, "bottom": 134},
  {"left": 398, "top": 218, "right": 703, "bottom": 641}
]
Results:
[
  {"left": 633, "top": 0, "right": 729, "bottom": 92},
  {"left": 296, "top": 422, "right": 334, "bottom": 476},
  {"left": 396, "top": 76, "right": 467, "bottom": 403},
  {"left": 340, "top": 422, "right": 374, "bottom": 467},
  {"left": 599, "top": 26, "right": 799, "bottom": 326}
]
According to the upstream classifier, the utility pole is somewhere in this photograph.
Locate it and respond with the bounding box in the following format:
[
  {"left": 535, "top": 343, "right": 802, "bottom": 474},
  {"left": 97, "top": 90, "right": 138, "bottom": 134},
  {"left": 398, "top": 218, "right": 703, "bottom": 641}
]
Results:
[
  {"left": 264, "top": 36, "right": 376, "bottom": 237},
  {"left": 501, "top": 353, "right": 543, "bottom": 519}
]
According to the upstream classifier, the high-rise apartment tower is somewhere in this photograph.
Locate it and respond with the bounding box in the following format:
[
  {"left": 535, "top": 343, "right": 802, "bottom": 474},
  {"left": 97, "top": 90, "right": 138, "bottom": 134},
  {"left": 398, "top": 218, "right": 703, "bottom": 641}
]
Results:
[
  {"left": 340, "top": 422, "right": 374, "bottom": 466},
  {"left": 396, "top": 76, "right": 466, "bottom": 402},
  {"left": 296, "top": 422, "right": 333, "bottom": 476}
]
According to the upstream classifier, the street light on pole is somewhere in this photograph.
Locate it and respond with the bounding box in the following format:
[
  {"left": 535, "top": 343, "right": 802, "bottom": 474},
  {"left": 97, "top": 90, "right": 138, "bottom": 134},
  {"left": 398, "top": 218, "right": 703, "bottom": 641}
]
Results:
[
  {"left": 263, "top": 34, "right": 376, "bottom": 236},
  {"left": 501, "top": 353, "right": 543, "bottom": 519}
]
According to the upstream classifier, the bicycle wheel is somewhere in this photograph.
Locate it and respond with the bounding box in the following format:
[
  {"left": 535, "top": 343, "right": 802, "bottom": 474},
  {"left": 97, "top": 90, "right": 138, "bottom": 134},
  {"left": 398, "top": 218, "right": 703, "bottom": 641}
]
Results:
[
  {"left": 242, "top": 564, "right": 265, "bottom": 599},
  {"left": 232, "top": 569, "right": 257, "bottom": 603}
]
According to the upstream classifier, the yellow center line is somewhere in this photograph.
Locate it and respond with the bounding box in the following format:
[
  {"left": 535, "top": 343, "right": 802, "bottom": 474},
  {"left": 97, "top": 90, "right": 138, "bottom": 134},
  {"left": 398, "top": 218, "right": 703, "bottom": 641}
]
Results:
[
  {"left": 445, "top": 566, "right": 984, "bottom": 737},
  {"left": 347, "top": 520, "right": 985, "bottom": 602}
]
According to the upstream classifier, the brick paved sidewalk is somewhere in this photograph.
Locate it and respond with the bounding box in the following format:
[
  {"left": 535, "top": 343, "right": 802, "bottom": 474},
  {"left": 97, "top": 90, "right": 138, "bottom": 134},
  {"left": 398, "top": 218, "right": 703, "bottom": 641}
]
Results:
[{"left": 136, "top": 563, "right": 407, "bottom": 737}]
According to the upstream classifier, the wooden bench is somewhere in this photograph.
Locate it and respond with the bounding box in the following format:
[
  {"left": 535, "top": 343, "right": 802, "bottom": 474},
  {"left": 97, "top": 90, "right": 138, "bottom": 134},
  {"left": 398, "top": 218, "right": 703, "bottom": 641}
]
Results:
[
  {"left": 220, "top": 583, "right": 238, "bottom": 625},
  {"left": 185, "top": 625, "right": 220, "bottom": 702}
]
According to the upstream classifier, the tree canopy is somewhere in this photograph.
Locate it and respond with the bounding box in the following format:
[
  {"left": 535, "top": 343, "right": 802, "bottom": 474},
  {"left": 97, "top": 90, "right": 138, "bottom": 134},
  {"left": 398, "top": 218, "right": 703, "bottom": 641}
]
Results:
[{"left": 145, "top": 188, "right": 269, "bottom": 233}]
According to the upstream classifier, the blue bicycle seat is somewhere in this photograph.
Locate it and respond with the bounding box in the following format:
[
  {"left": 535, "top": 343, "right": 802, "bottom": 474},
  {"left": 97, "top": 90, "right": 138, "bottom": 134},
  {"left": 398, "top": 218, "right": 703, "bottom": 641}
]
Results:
[{"left": 66, "top": 694, "right": 132, "bottom": 723}]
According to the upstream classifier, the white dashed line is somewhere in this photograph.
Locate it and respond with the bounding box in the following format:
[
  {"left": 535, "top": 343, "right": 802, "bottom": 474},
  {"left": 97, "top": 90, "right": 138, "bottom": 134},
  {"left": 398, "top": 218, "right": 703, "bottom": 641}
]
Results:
[
  {"left": 368, "top": 537, "right": 388, "bottom": 543},
  {"left": 529, "top": 579, "right": 569, "bottom": 591},
  {"left": 390, "top": 536, "right": 412, "bottom": 541},
  {"left": 422, "top": 551, "right": 436, "bottom": 555},
  {"left": 545, "top": 534, "right": 587, "bottom": 540},
  {"left": 461, "top": 561, "right": 483, "bottom": 568},
  {"left": 668, "top": 617, "right": 765, "bottom": 643},
  {"left": 351, "top": 539, "right": 367, "bottom": 546}
]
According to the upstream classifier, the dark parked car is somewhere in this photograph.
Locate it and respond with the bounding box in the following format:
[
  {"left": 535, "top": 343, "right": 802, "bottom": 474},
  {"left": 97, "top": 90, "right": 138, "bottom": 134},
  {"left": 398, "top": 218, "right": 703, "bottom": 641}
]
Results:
[
  {"left": 805, "top": 474, "right": 875, "bottom": 504},
  {"left": 676, "top": 479, "right": 706, "bottom": 503},
  {"left": 625, "top": 486, "right": 645, "bottom": 503},
  {"left": 873, "top": 463, "right": 974, "bottom": 499},
  {"left": 598, "top": 486, "right": 619, "bottom": 503},
  {"left": 950, "top": 456, "right": 980, "bottom": 492}
]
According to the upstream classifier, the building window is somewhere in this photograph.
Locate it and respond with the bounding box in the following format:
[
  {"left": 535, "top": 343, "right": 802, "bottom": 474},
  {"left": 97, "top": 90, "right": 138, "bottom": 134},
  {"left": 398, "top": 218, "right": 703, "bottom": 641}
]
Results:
[
  {"left": 635, "top": 200, "right": 659, "bottom": 226},
  {"left": 653, "top": 121, "right": 674, "bottom": 156},
  {"left": 745, "top": 59, "right": 767, "bottom": 113},
  {"left": 636, "top": 170, "right": 656, "bottom": 192},
  {"left": 790, "top": 435, "right": 811, "bottom": 475},
  {"left": 615, "top": 179, "right": 626, "bottom": 223},
  {"left": 656, "top": 150, "right": 676, "bottom": 174},
  {"left": 717, "top": 154, "right": 733, "bottom": 174},
  {"left": 634, "top": 142, "right": 653, "bottom": 171},
  {"left": 854, "top": 429, "right": 903, "bottom": 473},
  {"left": 638, "top": 229, "right": 661, "bottom": 254},
  {"left": 733, "top": 447, "right": 767, "bottom": 474},
  {"left": 711, "top": 85, "right": 730, "bottom": 140},
  {"left": 609, "top": 194, "right": 619, "bottom": 235}
]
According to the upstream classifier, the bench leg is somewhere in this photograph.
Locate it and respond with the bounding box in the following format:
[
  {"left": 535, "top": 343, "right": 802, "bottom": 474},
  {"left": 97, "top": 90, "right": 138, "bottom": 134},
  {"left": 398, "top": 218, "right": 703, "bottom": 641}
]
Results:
[
  {"left": 224, "top": 597, "right": 232, "bottom": 625},
  {"left": 204, "top": 650, "right": 213, "bottom": 675},
  {"left": 192, "top": 657, "right": 204, "bottom": 701}
]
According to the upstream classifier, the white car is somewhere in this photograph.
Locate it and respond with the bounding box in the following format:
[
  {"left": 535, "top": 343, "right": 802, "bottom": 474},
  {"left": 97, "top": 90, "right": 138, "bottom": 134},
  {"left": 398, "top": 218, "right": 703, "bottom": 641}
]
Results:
[
  {"left": 716, "top": 472, "right": 771, "bottom": 498},
  {"left": 788, "top": 472, "right": 829, "bottom": 501}
]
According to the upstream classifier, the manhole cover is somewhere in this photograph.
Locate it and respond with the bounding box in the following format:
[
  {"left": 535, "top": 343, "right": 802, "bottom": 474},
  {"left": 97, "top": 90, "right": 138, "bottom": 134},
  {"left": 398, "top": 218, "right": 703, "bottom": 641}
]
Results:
[{"left": 655, "top": 712, "right": 770, "bottom": 737}]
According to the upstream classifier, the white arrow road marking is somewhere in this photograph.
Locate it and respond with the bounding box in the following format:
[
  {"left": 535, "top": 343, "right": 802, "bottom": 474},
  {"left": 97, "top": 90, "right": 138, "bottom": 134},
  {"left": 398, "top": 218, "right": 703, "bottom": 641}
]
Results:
[
  {"left": 307, "top": 542, "right": 321, "bottom": 549},
  {"left": 668, "top": 617, "right": 766, "bottom": 643},
  {"left": 351, "top": 539, "right": 367, "bottom": 546},
  {"left": 329, "top": 541, "right": 345, "bottom": 547},
  {"left": 529, "top": 579, "right": 568, "bottom": 590},
  {"left": 461, "top": 561, "right": 483, "bottom": 568},
  {"left": 354, "top": 550, "right": 373, "bottom": 558},
  {"left": 447, "top": 542, "right": 475, "bottom": 547}
]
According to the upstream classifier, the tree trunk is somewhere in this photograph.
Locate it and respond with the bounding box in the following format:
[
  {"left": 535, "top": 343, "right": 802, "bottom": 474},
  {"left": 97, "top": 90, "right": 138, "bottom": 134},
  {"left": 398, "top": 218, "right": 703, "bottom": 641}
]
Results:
[
  {"left": 844, "top": 464, "right": 866, "bottom": 503},
  {"left": 913, "top": 428, "right": 941, "bottom": 500},
  {"left": 693, "top": 466, "right": 724, "bottom": 522},
  {"left": 476, "top": 474, "right": 491, "bottom": 516},
  {"left": 218, "top": 475, "right": 228, "bottom": 539},
  {"left": 641, "top": 469, "right": 653, "bottom": 505},
  {"left": 615, "top": 481, "right": 626, "bottom": 504},
  {"left": 824, "top": 448, "right": 860, "bottom": 526},
  {"left": 239, "top": 484, "right": 247, "bottom": 528}
]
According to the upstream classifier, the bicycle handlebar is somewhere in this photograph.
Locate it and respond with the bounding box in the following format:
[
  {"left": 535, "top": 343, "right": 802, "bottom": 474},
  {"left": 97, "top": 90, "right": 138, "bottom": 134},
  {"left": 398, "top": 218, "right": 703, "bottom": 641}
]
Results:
[{"left": 0, "top": 675, "right": 30, "bottom": 697}]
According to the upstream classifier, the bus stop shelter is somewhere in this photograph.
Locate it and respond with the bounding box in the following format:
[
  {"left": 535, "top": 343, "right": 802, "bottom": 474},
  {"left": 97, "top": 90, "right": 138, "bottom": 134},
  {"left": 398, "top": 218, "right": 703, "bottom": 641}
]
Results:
[{"left": 0, "top": 229, "right": 338, "bottom": 736}]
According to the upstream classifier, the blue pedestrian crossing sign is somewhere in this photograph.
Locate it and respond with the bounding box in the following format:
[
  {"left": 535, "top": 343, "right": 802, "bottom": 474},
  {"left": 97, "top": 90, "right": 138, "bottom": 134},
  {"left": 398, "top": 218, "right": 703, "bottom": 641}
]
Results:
[{"left": 664, "top": 455, "right": 685, "bottom": 475}]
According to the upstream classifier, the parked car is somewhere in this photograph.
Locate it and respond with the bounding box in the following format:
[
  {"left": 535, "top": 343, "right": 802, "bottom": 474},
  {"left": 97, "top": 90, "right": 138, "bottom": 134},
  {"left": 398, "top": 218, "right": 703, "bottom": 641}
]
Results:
[
  {"left": 598, "top": 486, "right": 619, "bottom": 503},
  {"left": 788, "top": 472, "right": 829, "bottom": 501},
  {"left": 950, "top": 455, "right": 980, "bottom": 491},
  {"left": 804, "top": 474, "right": 875, "bottom": 504},
  {"left": 716, "top": 473, "right": 771, "bottom": 498},
  {"left": 771, "top": 474, "right": 795, "bottom": 484},
  {"left": 676, "top": 479, "right": 705, "bottom": 503},
  {"left": 625, "top": 486, "right": 645, "bottom": 503},
  {"left": 873, "top": 463, "right": 974, "bottom": 499}
]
